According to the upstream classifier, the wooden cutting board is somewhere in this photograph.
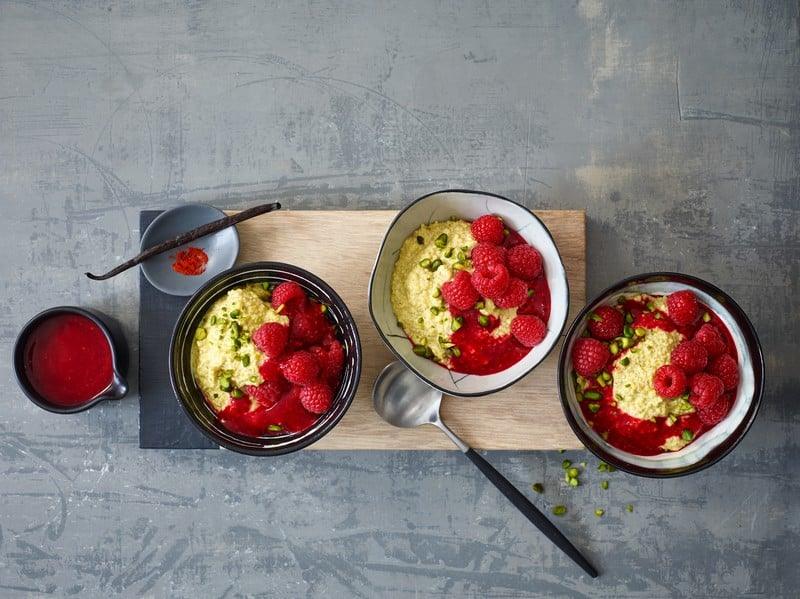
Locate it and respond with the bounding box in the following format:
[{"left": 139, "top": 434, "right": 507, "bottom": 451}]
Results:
[{"left": 233, "top": 209, "right": 585, "bottom": 450}]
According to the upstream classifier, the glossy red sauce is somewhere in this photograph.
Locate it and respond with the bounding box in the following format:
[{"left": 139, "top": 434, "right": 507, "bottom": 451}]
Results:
[
  {"left": 171, "top": 246, "right": 208, "bottom": 276},
  {"left": 23, "top": 313, "right": 113, "bottom": 406},
  {"left": 447, "top": 272, "right": 551, "bottom": 375},
  {"left": 578, "top": 297, "right": 738, "bottom": 455}
]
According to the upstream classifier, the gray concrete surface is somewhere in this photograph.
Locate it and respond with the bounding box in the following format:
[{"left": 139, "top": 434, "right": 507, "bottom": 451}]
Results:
[{"left": 1, "top": 1, "right": 798, "bottom": 597}]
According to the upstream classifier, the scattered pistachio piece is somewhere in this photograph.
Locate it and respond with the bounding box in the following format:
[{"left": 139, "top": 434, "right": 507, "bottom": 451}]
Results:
[
  {"left": 588, "top": 402, "right": 601, "bottom": 413},
  {"left": 681, "top": 428, "right": 694, "bottom": 441},
  {"left": 562, "top": 459, "right": 572, "bottom": 469},
  {"left": 478, "top": 314, "right": 490, "bottom": 327},
  {"left": 532, "top": 483, "right": 544, "bottom": 494},
  {"left": 268, "top": 424, "right": 283, "bottom": 432},
  {"left": 584, "top": 391, "right": 601, "bottom": 400},
  {"left": 434, "top": 233, "right": 448, "bottom": 248},
  {"left": 552, "top": 505, "right": 567, "bottom": 516},
  {"left": 594, "top": 508, "right": 605, "bottom": 517},
  {"left": 626, "top": 504, "right": 634, "bottom": 513},
  {"left": 601, "top": 480, "right": 609, "bottom": 490},
  {"left": 419, "top": 258, "right": 431, "bottom": 269},
  {"left": 195, "top": 327, "right": 207, "bottom": 340}
]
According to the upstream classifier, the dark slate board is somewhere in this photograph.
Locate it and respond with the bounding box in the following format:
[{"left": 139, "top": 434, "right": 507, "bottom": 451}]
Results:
[{"left": 138, "top": 210, "right": 218, "bottom": 449}]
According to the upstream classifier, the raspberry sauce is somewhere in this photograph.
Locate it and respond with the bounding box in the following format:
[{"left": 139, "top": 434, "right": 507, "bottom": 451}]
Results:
[
  {"left": 23, "top": 313, "right": 113, "bottom": 407},
  {"left": 578, "top": 297, "right": 738, "bottom": 455}
]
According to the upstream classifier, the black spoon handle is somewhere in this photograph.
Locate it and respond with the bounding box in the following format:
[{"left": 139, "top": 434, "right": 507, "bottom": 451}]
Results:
[
  {"left": 85, "top": 202, "right": 281, "bottom": 281},
  {"left": 464, "top": 449, "right": 599, "bottom": 578}
]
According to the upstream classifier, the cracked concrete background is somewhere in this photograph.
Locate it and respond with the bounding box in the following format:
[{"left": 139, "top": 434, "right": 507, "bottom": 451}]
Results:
[{"left": 1, "top": 0, "right": 798, "bottom": 597}]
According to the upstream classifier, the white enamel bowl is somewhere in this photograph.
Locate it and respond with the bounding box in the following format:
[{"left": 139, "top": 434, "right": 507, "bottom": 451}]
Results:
[{"left": 369, "top": 189, "right": 569, "bottom": 397}]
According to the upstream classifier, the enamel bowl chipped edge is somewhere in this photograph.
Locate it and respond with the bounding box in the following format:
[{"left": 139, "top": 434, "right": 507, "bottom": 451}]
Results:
[
  {"left": 170, "top": 262, "right": 362, "bottom": 455},
  {"left": 558, "top": 272, "right": 764, "bottom": 477},
  {"left": 368, "top": 189, "right": 569, "bottom": 397},
  {"left": 140, "top": 203, "right": 240, "bottom": 296}
]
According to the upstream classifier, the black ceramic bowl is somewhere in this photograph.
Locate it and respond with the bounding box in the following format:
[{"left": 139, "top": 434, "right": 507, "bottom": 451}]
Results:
[
  {"left": 13, "top": 306, "right": 129, "bottom": 414},
  {"left": 170, "top": 262, "right": 362, "bottom": 455},
  {"left": 558, "top": 273, "right": 764, "bottom": 477}
]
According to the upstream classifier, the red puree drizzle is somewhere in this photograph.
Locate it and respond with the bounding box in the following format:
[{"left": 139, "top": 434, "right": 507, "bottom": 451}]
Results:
[
  {"left": 171, "top": 246, "right": 208, "bottom": 276},
  {"left": 578, "top": 298, "right": 738, "bottom": 455},
  {"left": 23, "top": 313, "right": 113, "bottom": 406},
  {"left": 448, "top": 253, "right": 551, "bottom": 375}
]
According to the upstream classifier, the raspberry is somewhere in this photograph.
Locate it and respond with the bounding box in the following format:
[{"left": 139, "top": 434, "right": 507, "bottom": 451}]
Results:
[
  {"left": 697, "top": 392, "right": 732, "bottom": 426},
  {"left": 441, "top": 271, "right": 480, "bottom": 310},
  {"left": 688, "top": 372, "right": 724, "bottom": 411},
  {"left": 300, "top": 382, "right": 333, "bottom": 414},
  {"left": 693, "top": 323, "right": 726, "bottom": 357},
  {"left": 244, "top": 382, "right": 282, "bottom": 407},
  {"left": 494, "top": 277, "right": 528, "bottom": 308},
  {"left": 652, "top": 364, "right": 688, "bottom": 399},
  {"left": 587, "top": 305, "right": 624, "bottom": 341},
  {"left": 310, "top": 339, "right": 346, "bottom": 383},
  {"left": 470, "top": 243, "right": 507, "bottom": 270},
  {"left": 280, "top": 351, "right": 319, "bottom": 385},
  {"left": 510, "top": 315, "right": 547, "bottom": 347},
  {"left": 667, "top": 290, "right": 700, "bottom": 326},
  {"left": 708, "top": 354, "right": 739, "bottom": 390},
  {"left": 258, "top": 358, "right": 284, "bottom": 383},
  {"left": 670, "top": 340, "right": 708, "bottom": 373},
  {"left": 470, "top": 215, "right": 505, "bottom": 244},
  {"left": 572, "top": 338, "right": 610, "bottom": 378},
  {"left": 472, "top": 262, "right": 510, "bottom": 299},
  {"left": 290, "top": 305, "right": 328, "bottom": 345},
  {"left": 251, "top": 322, "right": 288, "bottom": 358},
  {"left": 507, "top": 244, "right": 543, "bottom": 280},
  {"left": 271, "top": 281, "right": 306, "bottom": 311}
]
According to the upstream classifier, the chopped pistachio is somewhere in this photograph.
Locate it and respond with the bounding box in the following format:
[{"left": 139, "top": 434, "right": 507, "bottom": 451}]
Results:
[
  {"left": 681, "top": 428, "right": 694, "bottom": 441},
  {"left": 625, "top": 312, "right": 634, "bottom": 324},
  {"left": 623, "top": 324, "right": 634, "bottom": 338},
  {"left": 589, "top": 312, "right": 603, "bottom": 322},
  {"left": 412, "top": 345, "right": 428, "bottom": 357},
  {"left": 430, "top": 259, "right": 443, "bottom": 271},
  {"left": 450, "top": 346, "right": 462, "bottom": 358},
  {"left": 567, "top": 467, "right": 579, "bottom": 478},
  {"left": 195, "top": 327, "right": 207, "bottom": 340},
  {"left": 568, "top": 477, "right": 579, "bottom": 487},
  {"left": 609, "top": 342, "right": 619, "bottom": 355},
  {"left": 584, "top": 391, "right": 601, "bottom": 400},
  {"left": 576, "top": 392, "right": 584, "bottom": 403},
  {"left": 620, "top": 357, "right": 630, "bottom": 367},
  {"left": 240, "top": 354, "right": 250, "bottom": 367},
  {"left": 230, "top": 388, "right": 244, "bottom": 398},
  {"left": 602, "top": 371, "right": 612, "bottom": 382},
  {"left": 552, "top": 505, "right": 567, "bottom": 516},
  {"left": 444, "top": 247, "right": 454, "bottom": 258},
  {"left": 209, "top": 315, "right": 217, "bottom": 325},
  {"left": 268, "top": 424, "right": 283, "bottom": 432},
  {"left": 562, "top": 459, "right": 572, "bottom": 469},
  {"left": 451, "top": 316, "right": 464, "bottom": 331},
  {"left": 702, "top": 311, "right": 711, "bottom": 322},
  {"left": 430, "top": 306, "right": 440, "bottom": 315},
  {"left": 434, "top": 233, "right": 448, "bottom": 248},
  {"left": 229, "top": 309, "right": 241, "bottom": 319},
  {"left": 432, "top": 288, "right": 441, "bottom": 298},
  {"left": 596, "top": 376, "right": 606, "bottom": 388},
  {"left": 419, "top": 258, "right": 432, "bottom": 269},
  {"left": 635, "top": 327, "right": 646, "bottom": 337},
  {"left": 588, "top": 402, "right": 601, "bottom": 413},
  {"left": 478, "top": 314, "right": 490, "bottom": 327},
  {"left": 532, "top": 482, "right": 544, "bottom": 494},
  {"left": 626, "top": 504, "right": 634, "bottom": 512},
  {"left": 475, "top": 300, "right": 485, "bottom": 310},
  {"left": 601, "top": 480, "right": 609, "bottom": 490},
  {"left": 594, "top": 508, "right": 605, "bottom": 517}
]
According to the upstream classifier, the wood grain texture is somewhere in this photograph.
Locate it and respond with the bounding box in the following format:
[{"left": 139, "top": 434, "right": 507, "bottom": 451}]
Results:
[{"left": 233, "top": 209, "right": 585, "bottom": 449}]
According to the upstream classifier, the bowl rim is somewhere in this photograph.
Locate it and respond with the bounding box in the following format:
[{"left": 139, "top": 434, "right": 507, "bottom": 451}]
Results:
[
  {"left": 557, "top": 271, "right": 765, "bottom": 478},
  {"left": 140, "top": 203, "right": 240, "bottom": 296},
  {"left": 13, "top": 306, "right": 128, "bottom": 414},
  {"left": 169, "top": 261, "right": 362, "bottom": 455},
  {"left": 368, "top": 188, "right": 570, "bottom": 398}
]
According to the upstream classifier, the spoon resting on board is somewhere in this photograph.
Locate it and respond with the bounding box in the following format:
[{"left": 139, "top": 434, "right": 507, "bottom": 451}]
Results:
[
  {"left": 372, "top": 361, "right": 599, "bottom": 578},
  {"left": 85, "top": 202, "right": 281, "bottom": 281}
]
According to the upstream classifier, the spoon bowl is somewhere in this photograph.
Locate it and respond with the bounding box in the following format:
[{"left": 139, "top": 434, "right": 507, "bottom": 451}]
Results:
[{"left": 372, "top": 361, "right": 442, "bottom": 428}]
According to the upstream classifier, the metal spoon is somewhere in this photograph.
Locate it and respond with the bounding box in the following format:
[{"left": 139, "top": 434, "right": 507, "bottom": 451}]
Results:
[{"left": 372, "top": 361, "right": 599, "bottom": 578}]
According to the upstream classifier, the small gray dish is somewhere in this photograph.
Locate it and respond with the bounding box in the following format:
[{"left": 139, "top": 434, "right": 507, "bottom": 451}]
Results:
[{"left": 140, "top": 204, "right": 239, "bottom": 296}]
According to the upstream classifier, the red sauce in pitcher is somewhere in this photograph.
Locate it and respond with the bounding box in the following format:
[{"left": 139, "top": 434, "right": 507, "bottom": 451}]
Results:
[{"left": 23, "top": 313, "right": 113, "bottom": 406}]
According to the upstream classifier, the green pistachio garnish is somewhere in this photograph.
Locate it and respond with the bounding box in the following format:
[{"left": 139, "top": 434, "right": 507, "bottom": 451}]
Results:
[
  {"left": 681, "top": 429, "right": 694, "bottom": 441},
  {"left": 532, "top": 483, "right": 544, "bottom": 493},
  {"left": 552, "top": 505, "right": 567, "bottom": 516},
  {"left": 195, "top": 327, "right": 207, "bottom": 340},
  {"left": 584, "top": 391, "right": 601, "bottom": 400},
  {"left": 594, "top": 508, "right": 605, "bottom": 517},
  {"left": 419, "top": 258, "right": 432, "bottom": 269},
  {"left": 588, "top": 402, "right": 601, "bottom": 413},
  {"left": 478, "top": 314, "right": 490, "bottom": 327},
  {"left": 601, "top": 480, "right": 609, "bottom": 490},
  {"left": 434, "top": 233, "right": 448, "bottom": 248}
]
